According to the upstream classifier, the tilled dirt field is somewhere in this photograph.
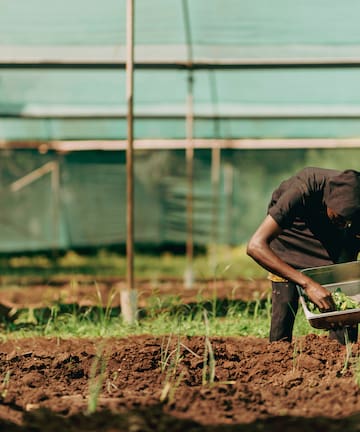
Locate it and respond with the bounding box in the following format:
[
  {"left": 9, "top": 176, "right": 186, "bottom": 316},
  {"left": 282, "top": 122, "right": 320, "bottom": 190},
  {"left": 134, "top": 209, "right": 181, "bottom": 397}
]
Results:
[
  {"left": 1, "top": 335, "right": 360, "bottom": 431},
  {"left": 1, "top": 279, "right": 360, "bottom": 431}
]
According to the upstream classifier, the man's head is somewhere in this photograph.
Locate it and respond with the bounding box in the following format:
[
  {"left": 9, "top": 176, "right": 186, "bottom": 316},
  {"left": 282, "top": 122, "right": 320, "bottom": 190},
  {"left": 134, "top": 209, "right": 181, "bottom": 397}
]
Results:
[{"left": 324, "top": 169, "right": 360, "bottom": 227}]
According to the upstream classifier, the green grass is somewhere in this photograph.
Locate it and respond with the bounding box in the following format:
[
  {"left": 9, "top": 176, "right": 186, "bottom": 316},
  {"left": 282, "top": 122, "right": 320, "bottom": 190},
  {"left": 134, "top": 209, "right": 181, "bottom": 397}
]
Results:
[
  {"left": 0, "top": 246, "right": 267, "bottom": 282},
  {"left": 0, "top": 247, "right": 325, "bottom": 341},
  {"left": 0, "top": 292, "right": 325, "bottom": 341}
]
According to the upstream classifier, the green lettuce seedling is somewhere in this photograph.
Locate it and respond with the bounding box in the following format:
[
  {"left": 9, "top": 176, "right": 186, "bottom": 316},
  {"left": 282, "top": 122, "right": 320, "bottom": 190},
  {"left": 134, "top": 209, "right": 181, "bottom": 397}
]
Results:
[
  {"left": 306, "top": 287, "right": 359, "bottom": 314},
  {"left": 332, "top": 288, "right": 359, "bottom": 311}
]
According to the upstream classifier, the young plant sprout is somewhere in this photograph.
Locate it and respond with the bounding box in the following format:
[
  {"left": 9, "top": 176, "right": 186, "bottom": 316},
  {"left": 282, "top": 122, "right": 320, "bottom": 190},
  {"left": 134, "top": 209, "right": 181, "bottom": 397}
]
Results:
[{"left": 307, "top": 288, "right": 360, "bottom": 314}]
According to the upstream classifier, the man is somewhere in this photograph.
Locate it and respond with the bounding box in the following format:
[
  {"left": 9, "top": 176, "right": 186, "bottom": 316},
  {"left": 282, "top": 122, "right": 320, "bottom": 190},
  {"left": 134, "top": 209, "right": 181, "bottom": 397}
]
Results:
[{"left": 247, "top": 167, "right": 360, "bottom": 344}]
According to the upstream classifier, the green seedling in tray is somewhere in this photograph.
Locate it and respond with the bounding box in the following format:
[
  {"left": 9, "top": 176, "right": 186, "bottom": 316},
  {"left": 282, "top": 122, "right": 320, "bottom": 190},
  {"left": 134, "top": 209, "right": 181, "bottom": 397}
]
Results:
[{"left": 306, "top": 288, "right": 360, "bottom": 314}]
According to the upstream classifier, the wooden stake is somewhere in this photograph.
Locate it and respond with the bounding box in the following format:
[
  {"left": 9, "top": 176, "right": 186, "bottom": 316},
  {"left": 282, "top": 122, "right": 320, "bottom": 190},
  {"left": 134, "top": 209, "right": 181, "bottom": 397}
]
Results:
[{"left": 122, "top": 0, "right": 137, "bottom": 323}]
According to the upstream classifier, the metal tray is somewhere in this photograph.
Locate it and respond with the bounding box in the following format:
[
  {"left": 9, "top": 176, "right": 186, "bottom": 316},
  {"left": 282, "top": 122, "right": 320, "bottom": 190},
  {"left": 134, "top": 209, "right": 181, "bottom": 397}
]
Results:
[{"left": 297, "top": 261, "right": 360, "bottom": 330}]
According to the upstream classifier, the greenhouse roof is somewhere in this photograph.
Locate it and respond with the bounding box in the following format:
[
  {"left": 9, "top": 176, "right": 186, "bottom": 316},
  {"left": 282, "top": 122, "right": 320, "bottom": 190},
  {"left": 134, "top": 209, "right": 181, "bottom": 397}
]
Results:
[{"left": 1, "top": 0, "right": 360, "bottom": 146}]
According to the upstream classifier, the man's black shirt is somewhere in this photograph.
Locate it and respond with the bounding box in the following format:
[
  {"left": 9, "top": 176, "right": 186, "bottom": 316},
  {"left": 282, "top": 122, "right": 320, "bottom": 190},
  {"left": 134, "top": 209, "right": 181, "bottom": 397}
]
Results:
[{"left": 268, "top": 167, "right": 360, "bottom": 269}]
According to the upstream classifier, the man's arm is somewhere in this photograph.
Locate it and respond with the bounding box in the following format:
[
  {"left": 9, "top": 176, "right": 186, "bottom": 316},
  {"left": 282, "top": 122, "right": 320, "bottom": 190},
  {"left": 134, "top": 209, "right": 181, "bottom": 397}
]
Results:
[{"left": 246, "top": 214, "right": 336, "bottom": 311}]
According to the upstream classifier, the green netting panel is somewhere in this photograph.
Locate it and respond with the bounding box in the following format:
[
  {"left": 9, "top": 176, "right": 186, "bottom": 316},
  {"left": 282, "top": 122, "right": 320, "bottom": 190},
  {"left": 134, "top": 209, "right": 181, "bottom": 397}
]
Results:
[
  {"left": 3, "top": 1, "right": 360, "bottom": 144},
  {"left": 189, "top": 1, "right": 360, "bottom": 47},
  {"left": 4, "top": 118, "right": 360, "bottom": 141},
  {"left": 2, "top": 0, "right": 360, "bottom": 51},
  {"left": 61, "top": 155, "right": 126, "bottom": 247},
  {"left": 0, "top": 148, "right": 359, "bottom": 253},
  {"left": 61, "top": 151, "right": 164, "bottom": 247},
  {"left": 3, "top": 68, "right": 360, "bottom": 140},
  {"left": 0, "top": 0, "right": 127, "bottom": 45},
  {"left": 3, "top": 68, "right": 360, "bottom": 111},
  {"left": 0, "top": 152, "right": 66, "bottom": 251}
]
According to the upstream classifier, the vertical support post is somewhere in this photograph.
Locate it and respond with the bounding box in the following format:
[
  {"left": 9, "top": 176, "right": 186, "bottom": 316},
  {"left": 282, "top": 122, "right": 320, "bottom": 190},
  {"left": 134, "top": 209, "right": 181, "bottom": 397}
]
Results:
[
  {"left": 121, "top": 0, "right": 137, "bottom": 323},
  {"left": 184, "top": 70, "right": 194, "bottom": 288},
  {"left": 210, "top": 146, "right": 220, "bottom": 271},
  {"left": 182, "top": 0, "right": 195, "bottom": 288},
  {"left": 224, "top": 163, "right": 234, "bottom": 254},
  {"left": 209, "top": 69, "right": 221, "bottom": 272},
  {"left": 51, "top": 159, "right": 60, "bottom": 257}
]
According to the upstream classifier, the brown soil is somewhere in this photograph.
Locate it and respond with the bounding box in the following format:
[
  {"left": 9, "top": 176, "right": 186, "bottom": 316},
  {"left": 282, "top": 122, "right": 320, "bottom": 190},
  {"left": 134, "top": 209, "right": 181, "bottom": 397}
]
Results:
[
  {"left": 0, "top": 277, "right": 269, "bottom": 311},
  {"left": 1, "top": 279, "right": 360, "bottom": 431}
]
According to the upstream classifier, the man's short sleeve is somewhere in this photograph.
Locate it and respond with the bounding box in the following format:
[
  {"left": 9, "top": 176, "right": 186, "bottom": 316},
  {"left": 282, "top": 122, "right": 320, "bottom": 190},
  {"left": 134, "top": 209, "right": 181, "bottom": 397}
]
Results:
[{"left": 268, "top": 181, "right": 306, "bottom": 229}]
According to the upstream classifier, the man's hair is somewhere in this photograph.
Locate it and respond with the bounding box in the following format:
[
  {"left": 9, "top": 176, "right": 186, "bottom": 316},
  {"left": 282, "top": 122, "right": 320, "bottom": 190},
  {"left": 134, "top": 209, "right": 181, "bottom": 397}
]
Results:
[{"left": 325, "top": 169, "right": 360, "bottom": 219}]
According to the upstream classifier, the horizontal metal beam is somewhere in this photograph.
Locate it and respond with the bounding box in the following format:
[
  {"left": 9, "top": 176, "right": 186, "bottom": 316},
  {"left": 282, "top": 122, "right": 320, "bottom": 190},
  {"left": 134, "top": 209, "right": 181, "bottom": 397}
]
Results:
[
  {"left": 3, "top": 45, "right": 360, "bottom": 69},
  {"left": 1, "top": 138, "right": 360, "bottom": 151},
  {"left": 3, "top": 62, "right": 360, "bottom": 70},
  {"left": 0, "top": 104, "right": 360, "bottom": 121}
]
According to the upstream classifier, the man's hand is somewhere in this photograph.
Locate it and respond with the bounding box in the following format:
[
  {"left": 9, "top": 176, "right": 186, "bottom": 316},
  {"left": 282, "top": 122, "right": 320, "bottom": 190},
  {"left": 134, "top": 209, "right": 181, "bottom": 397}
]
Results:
[{"left": 303, "top": 280, "right": 336, "bottom": 312}]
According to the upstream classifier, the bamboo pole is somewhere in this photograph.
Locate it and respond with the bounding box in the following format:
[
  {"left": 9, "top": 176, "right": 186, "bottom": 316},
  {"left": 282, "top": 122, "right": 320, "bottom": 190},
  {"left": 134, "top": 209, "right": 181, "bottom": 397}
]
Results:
[
  {"left": 209, "top": 71, "right": 221, "bottom": 272},
  {"left": 184, "top": 70, "right": 194, "bottom": 288},
  {"left": 224, "top": 163, "right": 234, "bottom": 253},
  {"left": 182, "top": 0, "right": 194, "bottom": 289},
  {"left": 10, "top": 161, "right": 56, "bottom": 192},
  {"left": 6, "top": 138, "right": 360, "bottom": 152},
  {"left": 51, "top": 159, "right": 60, "bottom": 257},
  {"left": 210, "top": 146, "right": 220, "bottom": 270},
  {"left": 121, "top": 0, "right": 137, "bottom": 323}
]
